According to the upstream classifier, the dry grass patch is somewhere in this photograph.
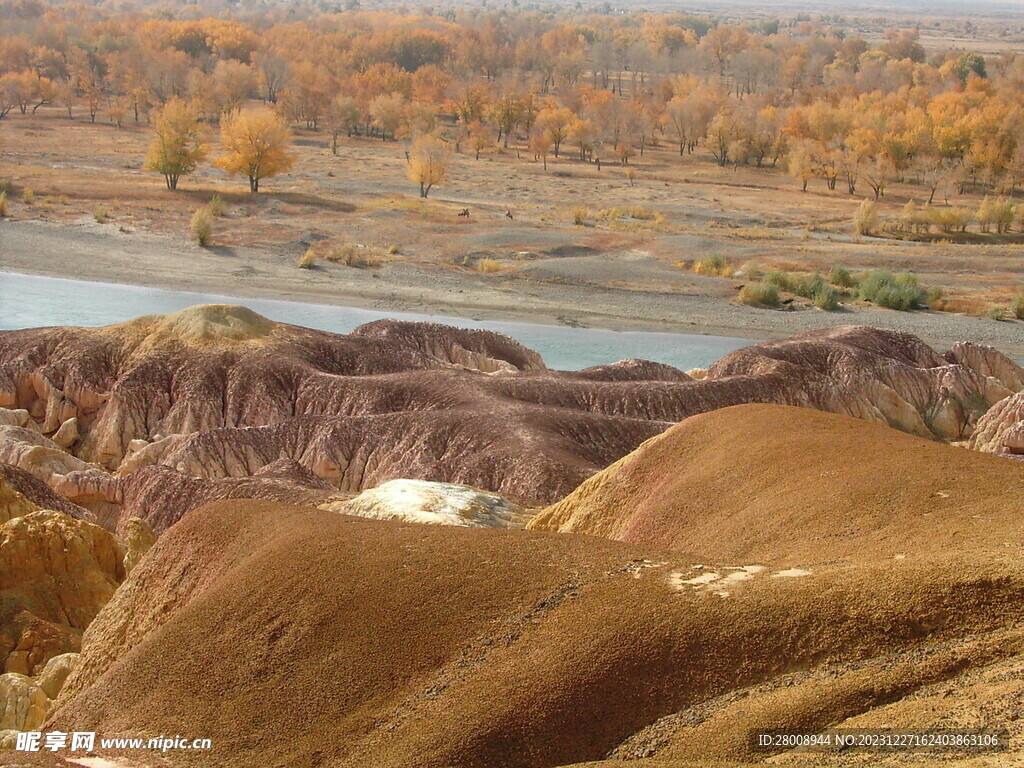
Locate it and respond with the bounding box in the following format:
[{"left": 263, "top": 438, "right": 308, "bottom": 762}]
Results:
[
  {"left": 190, "top": 208, "right": 213, "bottom": 247},
  {"left": 693, "top": 255, "right": 733, "bottom": 277},
  {"left": 324, "top": 243, "right": 388, "bottom": 268}
]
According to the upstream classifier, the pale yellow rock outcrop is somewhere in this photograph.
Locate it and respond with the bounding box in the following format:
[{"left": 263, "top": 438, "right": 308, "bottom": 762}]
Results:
[
  {"left": 0, "top": 672, "right": 48, "bottom": 731},
  {"left": 1, "top": 511, "right": 124, "bottom": 675},
  {"left": 0, "top": 476, "right": 38, "bottom": 525},
  {"left": 122, "top": 517, "right": 157, "bottom": 574},
  {"left": 36, "top": 652, "right": 80, "bottom": 699}
]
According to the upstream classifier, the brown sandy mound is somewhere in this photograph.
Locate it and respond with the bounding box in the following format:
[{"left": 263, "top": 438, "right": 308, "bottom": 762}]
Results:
[
  {"left": 529, "top": 403, "right": 1024, "bottom": 564},
  {"left": 40, "top": 499, "right": 1024, "bottom": 768}
]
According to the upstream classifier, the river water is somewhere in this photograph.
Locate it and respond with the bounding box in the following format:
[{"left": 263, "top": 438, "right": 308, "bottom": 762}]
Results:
[{"left": 0, "top": 272, "right": 752, "bottom": 371}]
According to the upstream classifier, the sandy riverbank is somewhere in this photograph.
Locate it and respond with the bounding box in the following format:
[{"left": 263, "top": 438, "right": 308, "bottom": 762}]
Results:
[{"left": 3, "top": 218, "right": 1024, "bottom": 358}]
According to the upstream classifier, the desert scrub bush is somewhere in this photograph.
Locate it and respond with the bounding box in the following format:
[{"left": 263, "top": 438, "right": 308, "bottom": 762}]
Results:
[
  {"left": 572, "top": 206, "right": 590, "bottom": 226},
  {"left": 93, "top": 205, "right": 110, "bottom": 223},
  {"left": 829, "top": 265, "right": 855, "bottom": 288},
  {"left": 1012, "top": 294, "right": 1024, "bottom": 320},
  {"left": 764, "top": 270, "right": 795, "bottom": 292},
  {"left": 693, "top": 255, "right": 732, "bottom": 277},
  {"left": 739, "top": 282, "right": 780, "bottom": 308},
  {"left": 854, "top": 199, "right": 878, "bottom": 235},
  {"left": 297, "top": 247, "right": 318, "bottom": 269},
  {"left": 387, "top": 244, "right": 400, "bottom": 255},
  {"left": 925, "top": 286, "right": 945, "bottom": 309},
  {"left": 812, "top": 284, "right": 841, "bottom": 310},
  {"left": 207, "top": 194, "right": 227, "bottom": 217},
  {"left": 791, "top": 272, "right": 828, "bottom": 300},
  {"left": 190, "top": 208, "right": 213, "bottom": 247},
  {"left": 858, "top": 270, "right": 925, "bottom": 311},
  {"left": 22, "top": 187, "right": 34, "bottom": 204},
  {"left": 477, "top": 258, "right": 503, "bottom": 274},
  {"left": 987, "top": 306, "right": 1005, "bottom": 321},
  {"left": 0, "top": 191, "right": 7, "bottom": 217}
]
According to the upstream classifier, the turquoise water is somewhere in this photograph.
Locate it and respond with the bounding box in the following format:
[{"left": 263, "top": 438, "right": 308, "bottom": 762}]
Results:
[{"left": 0, "top": 272, "right": 752, "bottom": 371}]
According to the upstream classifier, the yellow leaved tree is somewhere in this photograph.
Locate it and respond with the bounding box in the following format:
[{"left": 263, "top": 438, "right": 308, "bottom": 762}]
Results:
[
  {"left": 143, "top": 98, "right": 206, "bottom": 190},
  {"left": 215, "top": 106, "right": 295, "bottom": 193},
  {"left": 406, "top": 134, "right": 452, "bottom": 199}
]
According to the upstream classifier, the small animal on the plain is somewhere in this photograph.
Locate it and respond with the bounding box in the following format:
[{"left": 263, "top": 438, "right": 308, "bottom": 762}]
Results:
[
  {"left": 505, "top": 209, "right": 514, "bottom": 220},
  {"left": 458, "top": 209, "right": 470, "bottom": 217}
]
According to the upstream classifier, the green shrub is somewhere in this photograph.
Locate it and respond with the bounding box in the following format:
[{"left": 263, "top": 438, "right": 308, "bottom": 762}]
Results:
[
  {"left": 829, "top": 265, "right": 855, "bottom": 288},
  {"left": 987, "top": 306, "right": 1005, "bottom": 321},
  {"left": 1012, "top": 294, "right": 1024, "bottom": 320},
  {"left": 739, "top": 282, "right": 781, "bottom": 308},
  {"left": 791, "top": 272, "right": 828, "bottom": 300},
  {"left": 764, "top": 270, "right": 794, "bottom": 292},
  {"left": 858, "top": 269, "right": 925, "bottom": 311},
  {"left": 812, "top": 285, "right": 841, "bottom": 310}
]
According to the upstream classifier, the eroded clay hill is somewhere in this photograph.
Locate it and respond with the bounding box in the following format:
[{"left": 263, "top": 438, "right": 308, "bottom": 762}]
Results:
[
  {"left": 0, "top": 306, "right": 1021, "bottom": 531},
  {"left": 529, "top": 404, "right": 1024, "bottom": 563},
  {"left": 36, "top": 491, "right": 1024, "bottom": 768}
]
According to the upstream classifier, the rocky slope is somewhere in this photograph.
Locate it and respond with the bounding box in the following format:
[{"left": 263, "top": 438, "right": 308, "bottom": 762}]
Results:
[{"left": 1, "top": 307, "right": 1020, "bottom": 532}]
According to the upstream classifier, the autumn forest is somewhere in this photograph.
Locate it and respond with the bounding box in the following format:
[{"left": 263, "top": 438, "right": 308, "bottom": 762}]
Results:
[{"left": 2, "top": 0, "right": 1023, "bottom": 208}]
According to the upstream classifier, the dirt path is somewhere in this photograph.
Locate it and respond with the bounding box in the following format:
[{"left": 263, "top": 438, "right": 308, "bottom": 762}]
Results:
[{"left": 3, "top": 218, "right": 1023, "bottom": 358}]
